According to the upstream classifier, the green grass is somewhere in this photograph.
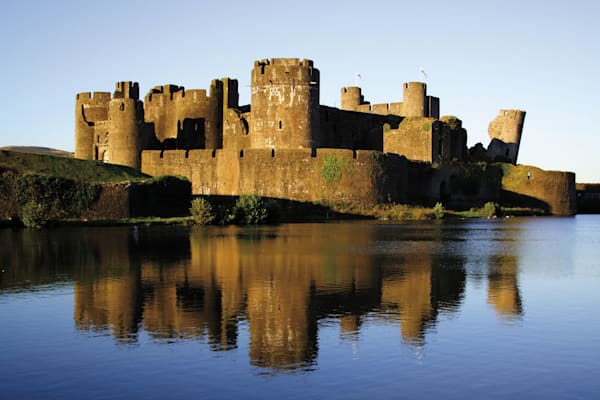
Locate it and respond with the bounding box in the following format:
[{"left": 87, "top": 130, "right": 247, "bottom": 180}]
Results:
[{"left": 0, "top": 150, "right": 147, "bottom": 183}]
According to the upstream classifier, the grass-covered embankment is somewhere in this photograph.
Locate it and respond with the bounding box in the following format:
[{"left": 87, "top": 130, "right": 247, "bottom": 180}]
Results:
[{"left": 0, "top": 150, "right": 190, "bottom": 228}]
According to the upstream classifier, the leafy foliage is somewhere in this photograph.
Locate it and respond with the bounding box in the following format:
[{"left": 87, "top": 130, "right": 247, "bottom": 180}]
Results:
[
  {"left": 189, "top": 197, "right": 215, "bottom": 225},
  {"left": 13, "top": 173, "right": 100, "bottom": 225},
  {"left": 320, "top": 154, "right": 351, "bottom": 186},
  {"left": 481, "top": 201, "right": 502, "bottom": 218},
  {"left": 433, "top": 202, "right": 445, "bottom": 219},
  {"left": 20, "top": 201, "right": 49, "bottom": 228},
  {"left": 232, "top": 195, "right": 268, "bottom": 224}
]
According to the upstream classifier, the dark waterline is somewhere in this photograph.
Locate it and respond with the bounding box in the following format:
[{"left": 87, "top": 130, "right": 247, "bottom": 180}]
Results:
[{"left": 1, "top": 216, "right": 599, "bottom": 399}]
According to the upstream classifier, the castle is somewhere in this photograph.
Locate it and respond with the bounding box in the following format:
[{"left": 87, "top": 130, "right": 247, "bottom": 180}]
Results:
[{"left": 74, "top": 58, "right": 575, "bottom": 215}]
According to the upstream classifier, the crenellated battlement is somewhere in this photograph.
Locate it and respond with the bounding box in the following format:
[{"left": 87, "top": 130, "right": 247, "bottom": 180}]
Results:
[
  {"left": 145, "top": 86, "right": 212, "bottom": 104},
  {"left": 252, "top": 58, "right": 319, "bottom": 86},
  {"left": 76, "top": 91, "right": 112, "bottom": 104}
]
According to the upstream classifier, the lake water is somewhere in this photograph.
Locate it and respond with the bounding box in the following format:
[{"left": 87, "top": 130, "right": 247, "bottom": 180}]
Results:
[{"left": 1, "top": 216, "right": 599, "bottom": 399}]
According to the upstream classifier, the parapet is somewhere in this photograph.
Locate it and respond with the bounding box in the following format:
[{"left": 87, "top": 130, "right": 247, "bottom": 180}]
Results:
[
  {"left": 76, "top": 91, "right": 111, "bottom": 104},
  {"left": 403, "top": 82, "right": 427, "bottom": 90},
  {"left": 252, "top": 58, "right": 319, "bottom": 86},
  {"left": 254, "top": 58, "right": 314, "bottom": 68},
  {"left": 145, "top": 84, "right": 212, "bottom": 104}
]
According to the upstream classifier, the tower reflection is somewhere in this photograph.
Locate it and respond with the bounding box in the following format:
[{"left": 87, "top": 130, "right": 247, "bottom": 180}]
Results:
[
  {"left": 487, "top": 254, "right": 523, "bottom": 319},
  {"left": 63, "top": 224, "right": 509, "bottom": 370}
]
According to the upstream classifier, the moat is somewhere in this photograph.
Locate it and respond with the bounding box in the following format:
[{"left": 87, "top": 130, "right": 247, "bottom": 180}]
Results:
[{"left": 1, "top": 217, "right": 599, "bottom": 399}]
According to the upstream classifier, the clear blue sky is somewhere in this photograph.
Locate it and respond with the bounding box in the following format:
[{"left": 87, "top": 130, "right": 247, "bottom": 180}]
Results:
[{"left": 1, "top": 0, "right": 598, "bottom": 181}]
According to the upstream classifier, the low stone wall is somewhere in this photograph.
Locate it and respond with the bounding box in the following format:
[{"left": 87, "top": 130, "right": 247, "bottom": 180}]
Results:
[
  {"left": 142, "top": 148, "right": 407, "bottom": 206},
  {"left": 576, "top": 183, "right": 600, "bottom": 214}
]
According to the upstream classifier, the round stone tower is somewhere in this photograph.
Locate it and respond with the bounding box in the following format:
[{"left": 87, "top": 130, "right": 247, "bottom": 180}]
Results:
[
  {"left": 488, "top": 109, "right": 526, "bottom": 163},
  {"left": 107, "top": 82, "right": 143, "bottom": 169},
  {"left": 340, "top": 86, "right": 363, "bottom": 111},
  {"left": 402, "top": 82, "right": 427, "bottom": 117},
  {"left": 250, "top": 58, "right": 320, "bottom": 149},
  {"left": 74, "top": 91, "right": 111, "bottom": 159}
]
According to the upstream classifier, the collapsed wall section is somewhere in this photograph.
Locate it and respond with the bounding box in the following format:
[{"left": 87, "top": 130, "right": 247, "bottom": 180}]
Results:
[
  {"left": 319, "top": 106, "right": 401, "bottom": 151},
  {"left": 144, "top": 80, "right": 226, "bottom": 150},
  {"left": 384, "top": 118, "right": 437, "bottom": 162}
]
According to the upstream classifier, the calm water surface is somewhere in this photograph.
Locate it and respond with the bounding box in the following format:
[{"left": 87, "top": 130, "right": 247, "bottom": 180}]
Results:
[{"left": 1, "top": 216, "right": 599, "bottom": 399}]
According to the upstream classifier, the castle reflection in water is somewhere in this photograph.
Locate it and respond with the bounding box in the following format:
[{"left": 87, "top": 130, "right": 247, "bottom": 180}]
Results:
[{"left": 0, "top": 224, "right": 522, "bottom": 371}]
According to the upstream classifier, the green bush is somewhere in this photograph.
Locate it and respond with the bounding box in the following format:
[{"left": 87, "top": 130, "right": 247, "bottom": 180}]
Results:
[
  {"left": 433, "top": 202, "right": 445, "bottom": 219},
  {"left": 320, "top": 154, "right": 352, "bottom": 186},
  {"left": 189, "top": 197, "right": 215, "bottom": 225},
  {"left": 21, "top": 201, "right": 49, "bottom": 228},
  {"left": 233, "top": 195, "right": 268, "bottom": 224},
  {"left": 14, "top": 174, "right": 99, "bottom": 220},
  {"left": 481, "top": 202, "right": 501, "bottom": 218}
]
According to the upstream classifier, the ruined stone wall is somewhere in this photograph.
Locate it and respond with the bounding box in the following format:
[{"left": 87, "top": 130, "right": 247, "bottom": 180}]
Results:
[
  {"left": 143, "top": 80, "right": 224, "bottom": 149},
  {"left": 250, "top": 58, "right": 320, "bottom": 149},
  {"left": 75, "top": 91, "right": 111, "bottom": 159},
  {"left": 439, "top": 116, "right": 467, "bottom": 161},
  {"left": 319, "top": 106, "right": 401, "bottom": 151},
  {"left": 405, "top": 162, "right": 502, "bottom": 208},
  {"left": 141, "top": 148, "right": 407, "bottom": 206},
  {"left": 384, "top": 117, "right": 437, "bottom": 162},
  {"left": 500, "top": 164, "right": 576, "bottom": 216},
  {"left": 223, "top": 109, "right": 251, "bottom": 151}
]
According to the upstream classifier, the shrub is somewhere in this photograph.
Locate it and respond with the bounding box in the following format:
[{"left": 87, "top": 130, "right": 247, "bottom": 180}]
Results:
[
  {"left": 21, "top": 200, "right": 49, "bottom": 228},
  {"left": 14, "top": 173, "right": 99, "bottom": 220},
  {"left": 481, "top": 201, "right": 501, "bottom": 218},
  {"left": 233, "top": 195, "right": 268, "bottom": 224},
  {"left": 320, "top": 154, "right": 352, "bottom": 186},
  {"left": 433, "top": 202, "right": 445, "bottom": 219},
  {"left": 189, "top": 197, "right": 215, "bottom": 225}
]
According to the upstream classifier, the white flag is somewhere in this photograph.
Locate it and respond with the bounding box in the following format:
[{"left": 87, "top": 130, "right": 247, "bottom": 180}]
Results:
[{"left": 419, "top": 66, "right": 428, "bottom": 80}]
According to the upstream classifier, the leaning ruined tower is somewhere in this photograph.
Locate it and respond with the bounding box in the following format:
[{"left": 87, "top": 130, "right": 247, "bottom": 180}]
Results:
[
  {"left": 488, "top": 109, "right": 526, "bottom": 164},
  {"left": 250, "top": 58, "right": 320, "bottom": 149}
]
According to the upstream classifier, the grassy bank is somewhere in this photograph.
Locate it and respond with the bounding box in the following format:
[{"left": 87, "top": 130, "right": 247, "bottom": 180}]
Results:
[{"left": 0, "top": 150, "right": 147, "bottom": 182}]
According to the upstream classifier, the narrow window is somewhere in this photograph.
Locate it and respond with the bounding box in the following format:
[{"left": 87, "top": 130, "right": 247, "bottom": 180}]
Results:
[{"left": 279, "top": 120, "right": 282, "bottom": 130}]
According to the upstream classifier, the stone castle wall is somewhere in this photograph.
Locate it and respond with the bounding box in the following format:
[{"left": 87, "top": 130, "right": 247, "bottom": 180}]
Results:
[
  {"left": 142, "top": 148, "right": 408, "bottom": 206},
  {"left": 144, "top": 81, "right": 224, "bottom": 149},
  {"left": 340, "top": 83, "right": 439, "bottom": 119}
]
